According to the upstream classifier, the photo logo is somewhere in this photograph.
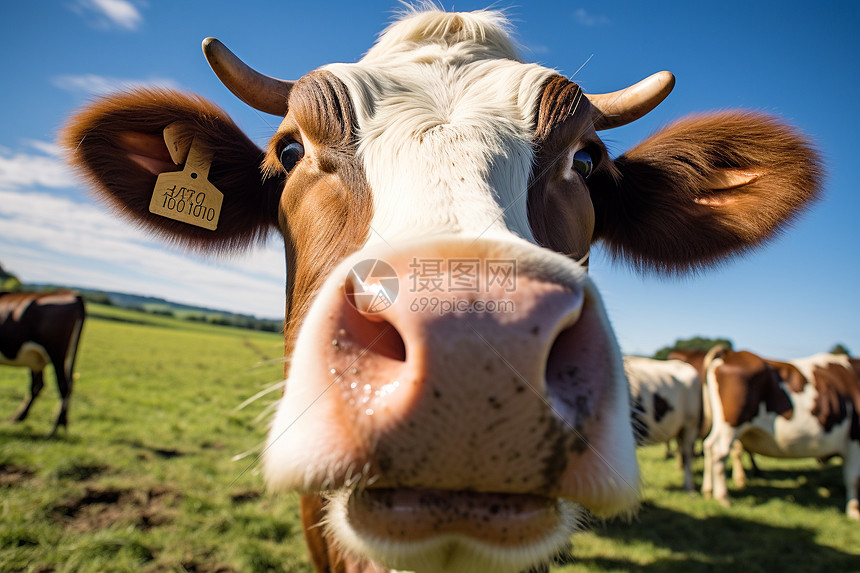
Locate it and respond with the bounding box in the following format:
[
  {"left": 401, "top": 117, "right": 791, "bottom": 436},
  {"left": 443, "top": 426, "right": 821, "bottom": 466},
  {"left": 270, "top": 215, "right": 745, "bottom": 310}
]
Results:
[
  {"left": 346, "top": 257, "right": 518, "bottom": 316},
  {"left": 346, "top": 259, "right": 399, "bottom": 314}
]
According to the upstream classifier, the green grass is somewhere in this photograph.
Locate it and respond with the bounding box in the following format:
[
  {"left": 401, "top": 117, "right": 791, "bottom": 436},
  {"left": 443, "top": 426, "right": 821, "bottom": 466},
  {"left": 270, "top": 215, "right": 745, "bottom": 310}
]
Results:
[
  {"left": 560, "top": 449, "right": 860, "bottom": 572},
  {"left": 1, "top": 304, "right": 307, "bottom": 572},
  {"left": 2, "top": 306, "right": 859, "bottom": 572}
]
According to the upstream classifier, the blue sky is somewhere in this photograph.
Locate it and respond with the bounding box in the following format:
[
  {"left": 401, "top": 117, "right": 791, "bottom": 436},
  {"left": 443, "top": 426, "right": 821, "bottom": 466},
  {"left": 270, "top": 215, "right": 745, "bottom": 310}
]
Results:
[{"left": 1, "top": 0, "right": 857, "bottom": 358}]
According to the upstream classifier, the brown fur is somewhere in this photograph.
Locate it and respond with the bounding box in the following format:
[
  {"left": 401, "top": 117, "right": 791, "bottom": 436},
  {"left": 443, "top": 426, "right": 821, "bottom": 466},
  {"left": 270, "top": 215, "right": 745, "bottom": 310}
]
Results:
[
  {"left": 765, "top": 359, "right": 809, "bottom": 393},
  {"left": 589, "top": 112, "right": 822, "bottom": 272},
  {"left": 59, "top": 89, "right": 281, "bottom": 253},
  {"left": 715, "top": 350, "right": 793, "bottom": 426},
  {"left": 528, "top": 76, "right": 615, "bottom": 262},
  {"left": 300, "top": 496, "right": 389, "bottom": 573},
  {"left": 811, "top": 361, "right": 860, "bottom": 435},
  {"left": 264, "top": 71, "right": 372, "bottom": 358}
]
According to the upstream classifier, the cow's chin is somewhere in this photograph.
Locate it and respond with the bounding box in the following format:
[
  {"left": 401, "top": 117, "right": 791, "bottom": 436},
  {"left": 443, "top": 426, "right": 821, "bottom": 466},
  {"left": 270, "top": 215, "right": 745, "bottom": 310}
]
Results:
[{"left": 324, "top": 488, "right": 582, "bottom": 573}]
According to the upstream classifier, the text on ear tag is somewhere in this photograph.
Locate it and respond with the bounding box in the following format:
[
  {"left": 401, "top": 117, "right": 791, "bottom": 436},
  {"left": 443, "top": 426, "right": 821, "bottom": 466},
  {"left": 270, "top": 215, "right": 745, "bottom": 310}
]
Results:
[{"left": 149, "top": 135, "right": 223, "bottom": 231}]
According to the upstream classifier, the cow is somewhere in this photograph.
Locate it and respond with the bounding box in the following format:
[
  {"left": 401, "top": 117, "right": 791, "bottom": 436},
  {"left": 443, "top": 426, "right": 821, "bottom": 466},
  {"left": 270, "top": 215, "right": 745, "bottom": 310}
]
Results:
[
  {"left": 0, "top": 291, "right": 86, "bottom": 436},
  {"left": 59, "top": 8, "right": 822, "bottom": 573},
  {"left": 669, "top": 347, "right": 762, "bottom": 486},
  {"left": 700, "top": 346, "right": 860, "bottom": 519},
  {"left": 625, "top": 356, "right": 703, "bottom": 491}
]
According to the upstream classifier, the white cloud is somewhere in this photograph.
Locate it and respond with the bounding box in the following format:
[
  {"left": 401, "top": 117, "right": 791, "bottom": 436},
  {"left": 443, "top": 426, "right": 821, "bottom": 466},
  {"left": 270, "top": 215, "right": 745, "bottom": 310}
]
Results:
[
  {"left": 74, "top": 0, "right": 143, "bottom": 31},
  {"left": 23, "top": 140, "right": 62, "bottom": 157},
  {"left": 0, "top": 144, "right": 73, "bottom": 189},
  {"left": 0, "top": 188, "right": 286, "bottom": 319},
  {"left": 52, "top": 73, "right": 180, "bottom": 97},
  {"left": 574, "top": 8, "right": 610, "bottom": 27}
]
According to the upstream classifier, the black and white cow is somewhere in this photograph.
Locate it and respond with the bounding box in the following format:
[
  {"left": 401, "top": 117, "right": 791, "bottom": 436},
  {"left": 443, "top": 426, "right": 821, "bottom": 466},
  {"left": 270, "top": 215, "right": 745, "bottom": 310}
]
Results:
[{"left": 626, "top": 356, "right": 704, "bottom": 491}]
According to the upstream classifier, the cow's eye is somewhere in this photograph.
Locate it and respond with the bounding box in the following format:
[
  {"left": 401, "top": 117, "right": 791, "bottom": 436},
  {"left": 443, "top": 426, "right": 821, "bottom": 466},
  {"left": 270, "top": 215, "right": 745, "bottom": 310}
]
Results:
[
  {"left": 279, "top": 141, "right": 305, "bottom": 172},
  {"left": 572, "top": 149, "right": 593, "bottom": 179}
]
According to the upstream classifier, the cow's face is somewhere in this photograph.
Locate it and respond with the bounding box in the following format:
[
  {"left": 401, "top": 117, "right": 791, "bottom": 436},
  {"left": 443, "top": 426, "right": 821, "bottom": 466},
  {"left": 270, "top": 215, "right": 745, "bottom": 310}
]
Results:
[
  {"left": 259, "top": 31, "right": 639, "bottom": 573},
  {"left": 61, "top": 9, "right": 820, "bottom": 573}
]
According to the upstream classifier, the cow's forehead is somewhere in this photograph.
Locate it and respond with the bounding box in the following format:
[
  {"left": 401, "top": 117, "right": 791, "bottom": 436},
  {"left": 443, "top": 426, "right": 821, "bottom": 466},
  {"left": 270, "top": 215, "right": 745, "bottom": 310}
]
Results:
[
  {"left": 311, "top": 11, "right": 561, "bottom": 246},
  {"left": 333, "top": 9, "right": 557, "bottom": 143}
]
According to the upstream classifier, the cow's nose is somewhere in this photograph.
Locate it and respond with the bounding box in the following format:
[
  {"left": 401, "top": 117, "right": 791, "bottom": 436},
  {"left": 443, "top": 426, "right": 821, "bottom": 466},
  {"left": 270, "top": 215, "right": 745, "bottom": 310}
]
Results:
[
  {"left": 265, "top": 239, "right": 637, "bottom": 517},
  {"left": 339, "top": 255, "right": 585, "bottom": 400},
  {"left": 323, "top": 251, "right": 598, "bottom": 492}
]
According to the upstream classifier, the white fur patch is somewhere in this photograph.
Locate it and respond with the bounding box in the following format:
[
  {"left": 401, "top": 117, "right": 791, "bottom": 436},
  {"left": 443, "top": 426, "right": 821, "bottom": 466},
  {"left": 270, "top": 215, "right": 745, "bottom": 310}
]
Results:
[
  {"left": 0, "top": 341, "right": 50, "bottom": 371},
  {"left": 324, "top": 11, "right": 556, "bottom": 247}
]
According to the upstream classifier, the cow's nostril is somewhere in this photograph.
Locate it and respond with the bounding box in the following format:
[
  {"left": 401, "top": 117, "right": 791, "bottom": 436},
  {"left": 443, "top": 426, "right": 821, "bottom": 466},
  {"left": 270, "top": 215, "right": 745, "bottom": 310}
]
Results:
[
  {"left": 546, "top": 323, "right": 581, "bottom": 390},
  {"left": 342, "top": 282, "right": 407, "bottom": 362},
  {"left": 543, "top": 302, "right": 601, "bottom": 426}
]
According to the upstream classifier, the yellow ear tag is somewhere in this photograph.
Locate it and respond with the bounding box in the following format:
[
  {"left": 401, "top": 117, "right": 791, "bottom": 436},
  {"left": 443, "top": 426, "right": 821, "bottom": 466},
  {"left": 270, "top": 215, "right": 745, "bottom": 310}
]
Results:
[{"left": 149, "top": 126, "right": 223, "bottom": 231}]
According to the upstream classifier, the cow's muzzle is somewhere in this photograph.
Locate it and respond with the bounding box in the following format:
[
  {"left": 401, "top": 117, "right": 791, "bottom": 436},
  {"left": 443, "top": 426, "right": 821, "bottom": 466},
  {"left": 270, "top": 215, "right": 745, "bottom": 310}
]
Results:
[{"left": 263, "top": 237, "right": 639, "bottom": 571}]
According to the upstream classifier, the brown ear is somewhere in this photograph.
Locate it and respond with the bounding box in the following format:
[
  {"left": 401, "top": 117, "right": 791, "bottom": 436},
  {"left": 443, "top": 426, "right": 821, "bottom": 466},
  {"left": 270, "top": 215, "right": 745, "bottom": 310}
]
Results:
[
  {"left": 60, "top": 88, "right": 281, "bottom": 253},
  {"left": 589, "top": 111, "right": 822, "bottom": 272}
]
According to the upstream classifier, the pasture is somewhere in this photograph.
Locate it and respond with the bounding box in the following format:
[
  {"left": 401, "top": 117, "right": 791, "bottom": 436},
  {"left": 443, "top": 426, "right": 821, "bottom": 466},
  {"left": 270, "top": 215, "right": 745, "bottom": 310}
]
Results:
[{"left": 1, "top": 306, "right": 858, "bottom": 572}]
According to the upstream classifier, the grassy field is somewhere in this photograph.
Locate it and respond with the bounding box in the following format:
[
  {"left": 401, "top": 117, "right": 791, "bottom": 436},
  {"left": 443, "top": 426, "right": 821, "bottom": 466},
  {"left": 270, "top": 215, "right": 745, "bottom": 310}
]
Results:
[{"left": 2, "top": 306, "right": 858, "bottom": 572}]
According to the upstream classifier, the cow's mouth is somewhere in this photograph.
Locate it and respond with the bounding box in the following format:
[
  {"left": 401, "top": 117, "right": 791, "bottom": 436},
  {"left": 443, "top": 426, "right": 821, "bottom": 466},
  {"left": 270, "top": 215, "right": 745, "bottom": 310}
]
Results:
[{"left": 325, "top": 487, "right": 580, "bottom": 573}]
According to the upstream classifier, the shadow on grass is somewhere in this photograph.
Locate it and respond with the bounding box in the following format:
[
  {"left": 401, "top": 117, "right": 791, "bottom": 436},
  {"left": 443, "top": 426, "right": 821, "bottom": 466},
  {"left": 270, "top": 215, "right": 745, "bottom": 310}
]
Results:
[
  {"left": 580, "top": 502, "right": 858, "bottom": 573},
  {"left": 734, "top": 462, "right": 847, "bottom": 513},
  {"left": 0, "top": 424, "right": 85, "bottom": 443},
  {"left": 660, "top": 458, "right": 847, "bottom": 513}
]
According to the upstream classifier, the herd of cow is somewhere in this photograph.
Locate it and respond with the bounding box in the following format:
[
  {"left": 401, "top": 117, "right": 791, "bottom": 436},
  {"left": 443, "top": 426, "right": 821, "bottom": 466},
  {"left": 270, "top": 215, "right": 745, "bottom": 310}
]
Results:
[
  {"left": 627, "top": 348, "right": 860, "bottom": 519},
  {"left": 1, "top": 7, "right": 856, "bottom": 573}
]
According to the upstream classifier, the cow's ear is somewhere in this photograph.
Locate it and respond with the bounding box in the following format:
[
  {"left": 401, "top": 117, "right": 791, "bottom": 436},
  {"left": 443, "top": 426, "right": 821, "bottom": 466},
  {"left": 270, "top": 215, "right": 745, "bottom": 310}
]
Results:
[
  {"left": 60, "top": 89, "right": 282, "bottom": 253},
  {"left": 589, "top": 112, "right": 822, "bottom": 272}
]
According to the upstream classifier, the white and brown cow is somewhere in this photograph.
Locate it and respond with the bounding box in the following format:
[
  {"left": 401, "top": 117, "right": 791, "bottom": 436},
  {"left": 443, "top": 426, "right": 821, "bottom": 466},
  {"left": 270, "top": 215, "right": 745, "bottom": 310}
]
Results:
[
  {"left": 625, "top": 356, "right": 703, "bottom": 491},
  {"left": 668, "top": 346, "right": 762, "bottom": 487},
  {"left": 0, "top": 291, "right": 86, "bottom": 435},
  {"left": 701, "top": 347, "right": 860, "bottom": 519},
  {"left": 60, "top": 8, "right": 822, "bottom": 573}
]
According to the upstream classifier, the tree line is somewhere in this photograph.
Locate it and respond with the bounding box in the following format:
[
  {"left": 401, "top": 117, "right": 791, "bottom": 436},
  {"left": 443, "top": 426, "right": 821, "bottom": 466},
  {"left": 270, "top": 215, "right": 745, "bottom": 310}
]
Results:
[{"left": 654, "top": 336, "right": 850, "bottom": 359}]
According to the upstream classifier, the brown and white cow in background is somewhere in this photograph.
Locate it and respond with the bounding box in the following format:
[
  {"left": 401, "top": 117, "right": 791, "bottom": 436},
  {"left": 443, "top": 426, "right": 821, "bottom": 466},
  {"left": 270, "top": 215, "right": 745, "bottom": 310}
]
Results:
[
  {"left": 60, "top": 8, "right": 822, "bottom": 573},
  {"left": 625, "top": 356, "right": 703, "bottom": 491},
  {"left": 668, "top": 347, "right": 762, "bottom": 487},
  {"left": 0, "top": 291, "right": 86, "bottom": 435},
  {"left": 701, "top": 347, "right": 860, "bottom": 519}
]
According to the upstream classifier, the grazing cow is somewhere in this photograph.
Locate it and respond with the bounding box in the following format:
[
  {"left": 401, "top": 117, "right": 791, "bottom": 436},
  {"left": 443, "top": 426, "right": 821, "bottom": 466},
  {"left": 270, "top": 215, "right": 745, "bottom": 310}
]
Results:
[
  {"left": 625, "top": 356, "right": 703, "bottom": 491},
  {"left": 701, "top": 347, "right": 860, "bottom": 519},
  {"left": 60, "top": 8, "right": 821, "bottom": 573},
  {"left": 0, "top": 291, "right": 86, "bottom": 435}
]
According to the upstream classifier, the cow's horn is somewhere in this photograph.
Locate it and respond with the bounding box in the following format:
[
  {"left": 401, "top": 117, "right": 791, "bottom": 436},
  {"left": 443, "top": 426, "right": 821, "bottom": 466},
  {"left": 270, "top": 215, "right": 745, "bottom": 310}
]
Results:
[
  {"left": 587, "top": 71, "right": 675, "bottom": 130},
  {"left": 202, "top": 38, "right": 293, "bottom": 117}
]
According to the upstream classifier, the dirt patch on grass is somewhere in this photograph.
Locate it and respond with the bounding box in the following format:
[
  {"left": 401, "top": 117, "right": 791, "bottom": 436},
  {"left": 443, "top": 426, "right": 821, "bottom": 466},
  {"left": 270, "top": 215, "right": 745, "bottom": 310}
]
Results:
[
  {"left": 52, "top": 462, "right": 108, "bottom": 481},
  {"left": 178, "top": 560, "right": 238, "bottom": 573},
  {"left": 0, "top": 463, "right": 35, "bottom": 486},
  {"left": 51, "top": 485, "right": 182, "bottom": 532},
  {"left": 242, "top": 338, "right": 272, "bottom": 361},
  {"left": 229, "top": 489, "right": 262, "bottom": 504}
]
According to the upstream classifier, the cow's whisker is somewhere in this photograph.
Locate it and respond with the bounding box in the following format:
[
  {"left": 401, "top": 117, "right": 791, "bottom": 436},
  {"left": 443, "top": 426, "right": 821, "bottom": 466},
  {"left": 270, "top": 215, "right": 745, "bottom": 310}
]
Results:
[{"left": 234, "top": 379, "right": 287, "bottom": 411}]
